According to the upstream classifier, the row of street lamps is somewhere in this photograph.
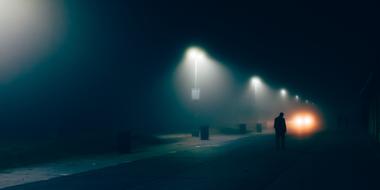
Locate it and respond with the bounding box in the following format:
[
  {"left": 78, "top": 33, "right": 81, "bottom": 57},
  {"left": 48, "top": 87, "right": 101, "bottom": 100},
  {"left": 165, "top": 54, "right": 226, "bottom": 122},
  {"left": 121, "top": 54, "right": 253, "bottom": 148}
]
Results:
[
  {"left": 185, "top": 46, "right": 312, "bottom": 104},
  {"left": 250, "top": 76, "right": 309, "bottom": 103},
  {"left": 184, "top": 46, "right": 315, "bottom": 138}
]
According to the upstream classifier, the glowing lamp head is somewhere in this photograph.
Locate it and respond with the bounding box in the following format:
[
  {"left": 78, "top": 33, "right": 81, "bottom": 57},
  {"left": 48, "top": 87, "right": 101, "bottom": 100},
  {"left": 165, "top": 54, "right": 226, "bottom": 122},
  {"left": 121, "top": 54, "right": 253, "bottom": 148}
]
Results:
[
  {"left": 280, "top": 89, "right": 287, "bottom": 97},
  {"left": 295, "top": 95, "right": 299, "bottom": 101},
  {"left": 250, "top": 76, "right": 261, "bottom": 87},
  {"left": 186, "top": 47, "right": 206, "bottom": 61}
]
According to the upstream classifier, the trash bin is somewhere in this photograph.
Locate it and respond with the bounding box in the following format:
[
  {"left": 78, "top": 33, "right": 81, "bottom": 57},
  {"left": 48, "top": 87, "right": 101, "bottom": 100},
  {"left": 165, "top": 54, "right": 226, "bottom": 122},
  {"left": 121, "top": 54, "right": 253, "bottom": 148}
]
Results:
[
  {"left": 117, "top": 130, "right": 131, "bottom": 154},
  {"left": 256, "top": 123, "right": 262, "bottom": 133},
  {"left": 200, "top": 125, "right": 209, "bottom": 140},
  {"left": 238, "top": 123, "right": 247, "bottom": 134}
]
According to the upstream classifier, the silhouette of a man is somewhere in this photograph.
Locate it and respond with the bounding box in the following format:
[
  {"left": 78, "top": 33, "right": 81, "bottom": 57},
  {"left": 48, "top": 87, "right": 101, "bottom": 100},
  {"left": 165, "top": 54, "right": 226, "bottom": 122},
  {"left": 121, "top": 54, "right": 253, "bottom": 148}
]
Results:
[{"left": 274, "top": 112, "right": 287, "bottom": 150}]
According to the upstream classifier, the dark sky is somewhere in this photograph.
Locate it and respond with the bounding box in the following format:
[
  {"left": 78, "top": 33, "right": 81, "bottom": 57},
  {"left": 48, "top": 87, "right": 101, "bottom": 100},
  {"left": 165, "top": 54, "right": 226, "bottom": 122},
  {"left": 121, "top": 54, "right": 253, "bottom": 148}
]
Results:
[{"left": 121, "top": 0, "right": 378, "bottom": 111}]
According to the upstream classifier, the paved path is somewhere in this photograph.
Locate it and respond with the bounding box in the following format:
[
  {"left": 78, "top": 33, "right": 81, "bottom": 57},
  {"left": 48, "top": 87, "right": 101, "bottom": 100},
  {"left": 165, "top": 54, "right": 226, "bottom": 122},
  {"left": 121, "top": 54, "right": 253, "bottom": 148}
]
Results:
[
  {"left": 0, "top": 134, "right": 250, "bottom": 189},
  {"left": 3, "top": 131, "right": 380, "bottom": 190}
]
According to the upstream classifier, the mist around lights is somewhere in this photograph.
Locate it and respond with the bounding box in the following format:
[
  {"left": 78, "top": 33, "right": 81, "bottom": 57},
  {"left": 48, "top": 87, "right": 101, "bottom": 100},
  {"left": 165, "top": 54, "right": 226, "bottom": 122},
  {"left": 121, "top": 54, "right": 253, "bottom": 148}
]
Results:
[{"left": 0, "top": 0, "right": 65, "bottom": 81}]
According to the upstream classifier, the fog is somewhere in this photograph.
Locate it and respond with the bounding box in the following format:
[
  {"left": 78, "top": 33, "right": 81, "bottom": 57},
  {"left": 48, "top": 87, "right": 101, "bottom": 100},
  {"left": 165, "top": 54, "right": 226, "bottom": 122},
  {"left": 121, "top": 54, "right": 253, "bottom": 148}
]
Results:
[
  {"left": 167, "top": 47, "right": 320, "bottom": 134},
  {"left": 0, "top": 1, "right": 321, "bottom": 158},
  {"left": 0, "top": 0, "right": 65, "bottom": 81}
]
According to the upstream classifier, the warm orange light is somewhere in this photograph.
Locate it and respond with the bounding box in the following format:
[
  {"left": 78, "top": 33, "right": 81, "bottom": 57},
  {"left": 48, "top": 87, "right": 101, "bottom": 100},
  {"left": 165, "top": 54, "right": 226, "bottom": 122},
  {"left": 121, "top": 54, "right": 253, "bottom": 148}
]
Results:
[
  {"left": 293, "top": 115, "right": 314, "bottom": 126},
  {"left": 290, "top": 113, "right": 317, "bottom": 134},
  {"left": 294, "top": 116, "right": 304, "bottom": 127},
  {"left": 304, "top": 115, "right": 313, "bottom": 126}
]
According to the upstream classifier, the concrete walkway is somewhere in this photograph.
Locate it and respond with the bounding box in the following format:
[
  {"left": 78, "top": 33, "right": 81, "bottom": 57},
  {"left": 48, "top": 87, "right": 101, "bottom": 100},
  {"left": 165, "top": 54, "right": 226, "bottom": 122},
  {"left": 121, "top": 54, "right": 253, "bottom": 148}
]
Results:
[
  {"left": 0, "top": 133, "right": 252, "bottom": 189},
  {"left": 2, "top": 130, "right": 380, "bottom": 190}
]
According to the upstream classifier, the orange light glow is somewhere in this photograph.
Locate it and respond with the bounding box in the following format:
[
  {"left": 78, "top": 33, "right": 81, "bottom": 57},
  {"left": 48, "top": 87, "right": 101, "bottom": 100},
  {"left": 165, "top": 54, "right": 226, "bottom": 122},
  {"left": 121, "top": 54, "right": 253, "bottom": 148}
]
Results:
[
  {"left": 290, "top": 112, "right": 319, "bottom": 135},
  {"left": 294, "top": 115, "right": 314, "bottom": 127}
]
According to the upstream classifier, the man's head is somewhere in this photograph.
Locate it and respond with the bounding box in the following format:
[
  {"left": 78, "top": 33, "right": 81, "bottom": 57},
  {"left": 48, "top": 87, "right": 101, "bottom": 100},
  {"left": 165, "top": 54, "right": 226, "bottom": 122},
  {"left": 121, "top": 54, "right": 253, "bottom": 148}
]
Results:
[{"left": 279, "top": 112, "right": 284, "bottom": 118}]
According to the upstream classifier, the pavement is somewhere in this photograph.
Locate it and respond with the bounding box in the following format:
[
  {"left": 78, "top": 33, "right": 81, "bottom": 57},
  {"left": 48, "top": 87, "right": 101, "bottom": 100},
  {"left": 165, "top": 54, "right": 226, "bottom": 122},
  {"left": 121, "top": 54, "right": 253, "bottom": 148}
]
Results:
[
  {"left": 0, "top": 133, "right": 252, "bottom": 189},
  {"left": 2, "top": 130, "right": 380, "bottom": 190}
]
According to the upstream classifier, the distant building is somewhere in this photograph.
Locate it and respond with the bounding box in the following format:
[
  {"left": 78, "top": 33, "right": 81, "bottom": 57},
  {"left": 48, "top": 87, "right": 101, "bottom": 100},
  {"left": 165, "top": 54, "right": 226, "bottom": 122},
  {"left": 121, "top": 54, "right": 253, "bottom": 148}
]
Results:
[{"left": 361, "top": 72, "right": 380, "bottom": 143}]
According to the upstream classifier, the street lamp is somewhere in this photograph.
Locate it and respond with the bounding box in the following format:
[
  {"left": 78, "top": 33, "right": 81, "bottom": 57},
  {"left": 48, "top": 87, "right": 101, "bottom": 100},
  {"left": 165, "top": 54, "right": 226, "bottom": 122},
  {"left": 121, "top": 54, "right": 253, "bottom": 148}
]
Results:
[
  {"left": 185, "top": 47, "right": 208, "bottom": 139},
  {"left": 250, "top": 76, "right": 262, "bottom": 96},
  {"left": 295, "top": 95, "right": 300, "bottom": 101},
  {"left": 249, "top": 76, "right": 263, "bottom": 129},
  {"left": 186, "top": 47, "right": 206, "bottom": 101}
]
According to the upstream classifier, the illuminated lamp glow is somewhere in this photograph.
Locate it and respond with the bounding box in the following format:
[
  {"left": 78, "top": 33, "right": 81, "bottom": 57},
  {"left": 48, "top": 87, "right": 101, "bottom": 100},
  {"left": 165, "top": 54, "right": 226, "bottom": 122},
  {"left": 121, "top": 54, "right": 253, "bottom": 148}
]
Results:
[
  {"left": 186, "top": 47, "right": 206, "bottom": 61},
  {"left": 250, "top": 76, "right": 261, "bottom": 86},
  {"left": 280, "top": 89, "right": 287, "bottom": 97}
]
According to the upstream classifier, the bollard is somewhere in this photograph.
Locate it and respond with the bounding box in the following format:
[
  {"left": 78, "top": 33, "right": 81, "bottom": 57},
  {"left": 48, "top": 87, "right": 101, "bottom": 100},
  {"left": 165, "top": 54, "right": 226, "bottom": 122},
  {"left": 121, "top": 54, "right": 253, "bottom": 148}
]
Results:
[
  {"left": 238, "top": 123, "right": 247, "bottom": 134},
  {"left": 200, "top": 125, "right": 209, "bottom": 140},
  {"left": 256, "top": 123, "right": 262, "bottom": 133}
]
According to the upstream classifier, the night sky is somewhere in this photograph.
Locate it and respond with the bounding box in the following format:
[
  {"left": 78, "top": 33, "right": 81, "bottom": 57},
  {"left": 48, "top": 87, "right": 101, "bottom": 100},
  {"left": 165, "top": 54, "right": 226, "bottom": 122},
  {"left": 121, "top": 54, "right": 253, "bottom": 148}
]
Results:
[{"left": 0, "top": 0, "right": 378, "bottom": 136}]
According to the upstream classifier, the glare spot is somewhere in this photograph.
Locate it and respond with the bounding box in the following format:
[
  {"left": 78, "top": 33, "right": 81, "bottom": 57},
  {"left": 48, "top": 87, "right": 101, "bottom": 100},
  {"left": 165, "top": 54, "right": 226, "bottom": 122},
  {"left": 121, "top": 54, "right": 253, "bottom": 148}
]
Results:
[
  {"left": 186, "top": 47, "right": 206, "bottom": 61},
  {"left": 280, "top": 89, "right": 287, "bottom": 97}
]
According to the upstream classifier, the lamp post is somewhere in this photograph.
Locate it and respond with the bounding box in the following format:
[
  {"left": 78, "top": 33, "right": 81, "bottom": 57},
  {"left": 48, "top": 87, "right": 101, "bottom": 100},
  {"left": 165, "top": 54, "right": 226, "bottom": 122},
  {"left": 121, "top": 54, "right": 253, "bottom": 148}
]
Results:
[
  {"left": 250, "top": 76, "right": 262, "bottom": 132},
  {"left": 186, "top": 47, "right": 207, "bottom": 138},
  {"left": 186, "top": 47, "right": 205, "bottom": 101},
  {"left": 251, "top": 76, "right": 261, "bottom": 98}
]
